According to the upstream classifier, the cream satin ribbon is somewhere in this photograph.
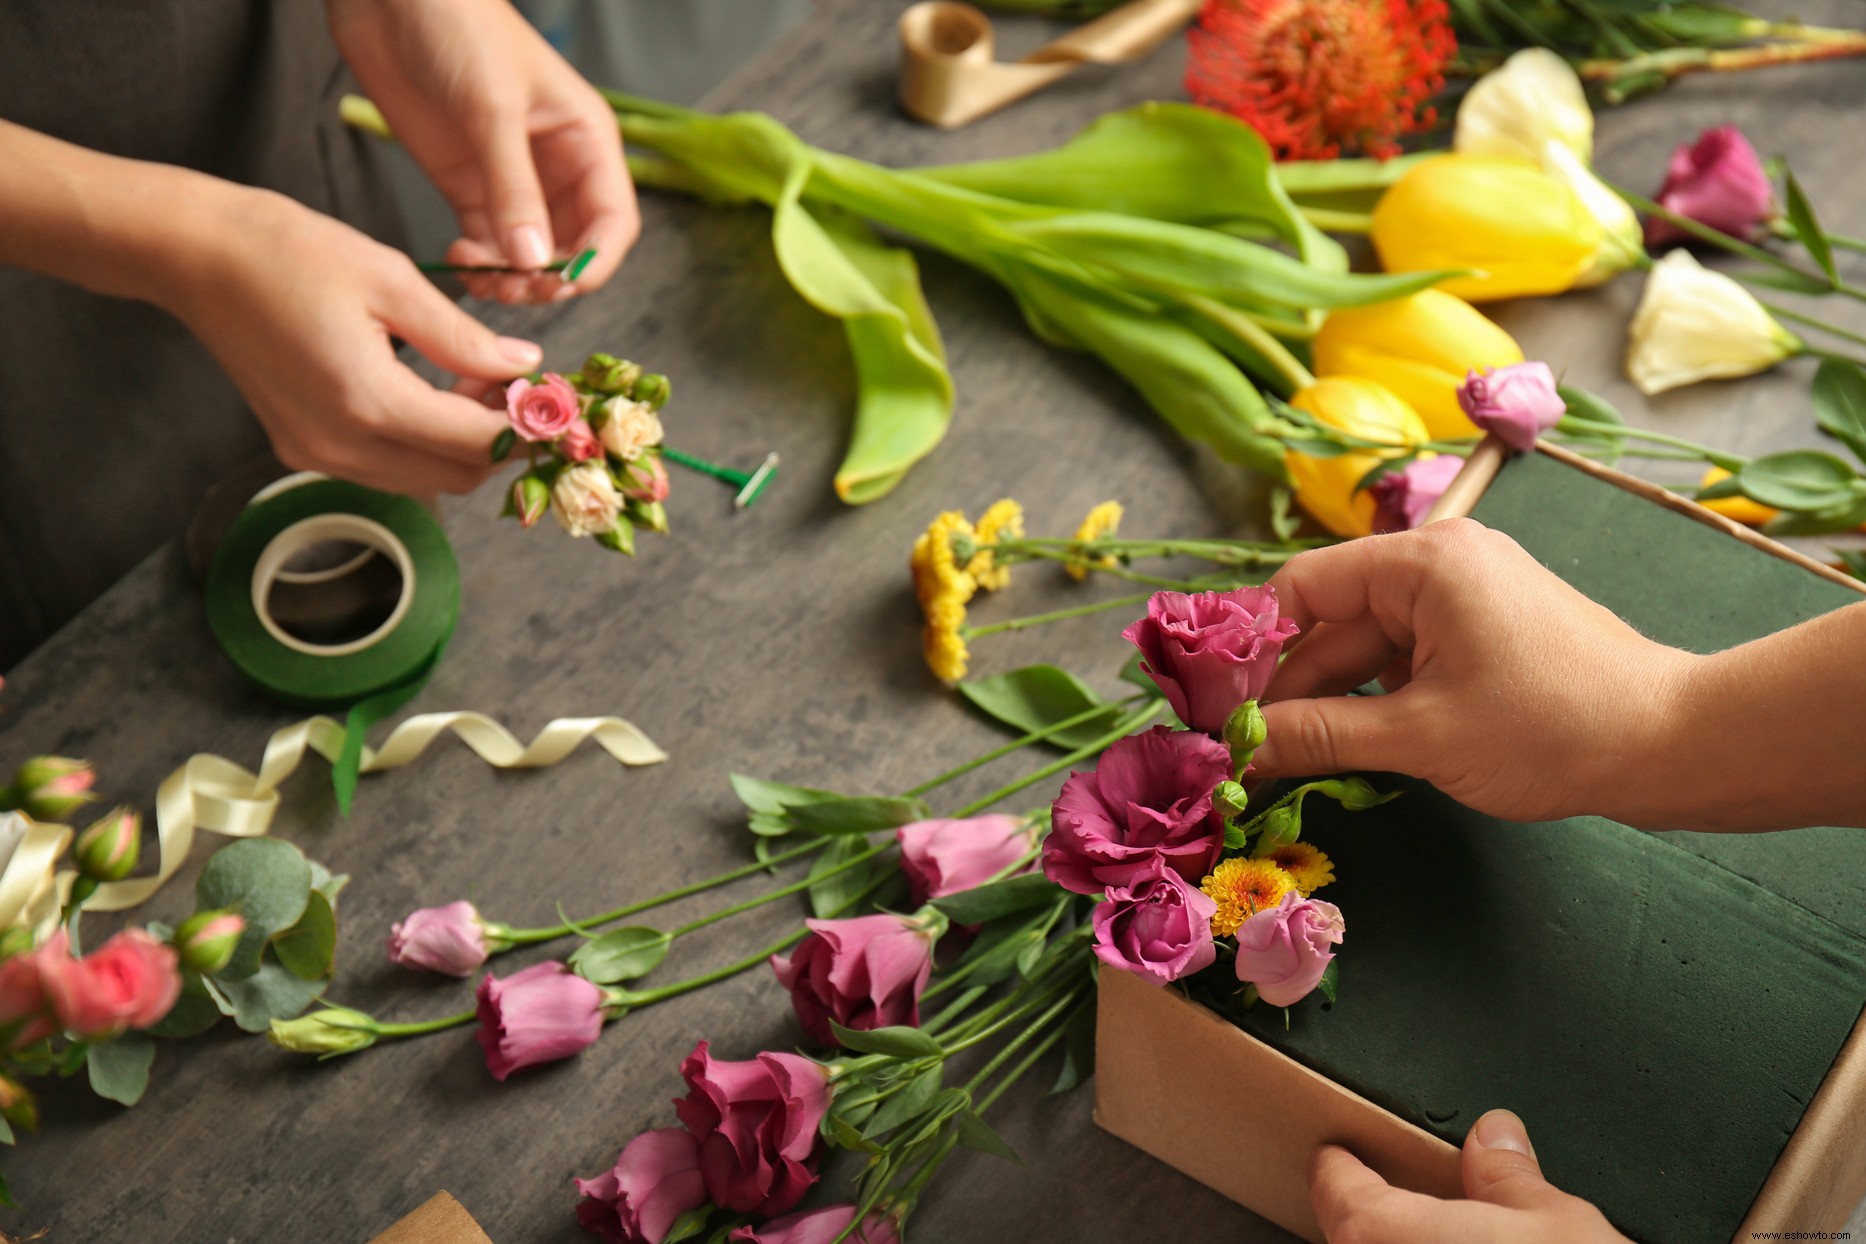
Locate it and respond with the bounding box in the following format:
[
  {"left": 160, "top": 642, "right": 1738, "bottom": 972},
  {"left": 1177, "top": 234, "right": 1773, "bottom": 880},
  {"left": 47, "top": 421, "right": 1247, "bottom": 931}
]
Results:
[
  {"left": 899, "top": 0, "right": 1204, "bottom": 129},
  {"left": 13, "top": 713, "right": 665, "bottom": 920}
]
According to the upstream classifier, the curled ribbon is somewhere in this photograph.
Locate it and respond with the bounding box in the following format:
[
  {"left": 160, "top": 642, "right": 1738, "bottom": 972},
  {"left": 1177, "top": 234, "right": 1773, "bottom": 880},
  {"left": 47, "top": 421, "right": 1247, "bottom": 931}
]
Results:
[
  {"left": 898, "top": 0, "right": 1203, "bottom": 129},
  {"left": 0, "top": 813, "right": 74, "bottom": 938}
]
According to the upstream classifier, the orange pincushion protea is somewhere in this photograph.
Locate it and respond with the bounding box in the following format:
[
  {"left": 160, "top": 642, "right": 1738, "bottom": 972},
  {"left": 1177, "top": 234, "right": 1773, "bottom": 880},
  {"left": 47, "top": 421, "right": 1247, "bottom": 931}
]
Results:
[{"left": 1185, "top": 0, "right": 1456, "bottom": 160}]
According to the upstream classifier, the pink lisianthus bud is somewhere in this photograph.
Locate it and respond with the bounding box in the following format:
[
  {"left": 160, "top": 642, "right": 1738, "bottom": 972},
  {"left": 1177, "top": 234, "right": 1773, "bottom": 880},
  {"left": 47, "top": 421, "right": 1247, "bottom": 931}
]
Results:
[
  {"left": 388, "top": 901, "right": 495, "bottom": 977},
  {"left": 172, "top": 909, "right": 246, "bottom": 976},
  {"left": 729, "top": 1205, "right": 901, "bottom": 1244},
  {"left": 1043, "top": 725, "right": 1230, "bottom": 894},
  {"left": 1121, "top": 587, "right": 1300, "bottom": 736},
  {"left": 770, "top": 914, "right": 936, "bottom": 1047},
  {"left": 1371, "top": 454, "right": 1467, "bottom": 533},
  {"left": 7, "top": 756, "right": 95, "bottom": 822},
  {"left": 1233, "top": 891, "right": 1345, "bottom": 1007},
  {"left": 506, "top": 372, "right": 582, "bottom": 442},
  {"left": 1646, "top": 124, "right": 1774, "bottom": 247},
  {"left": 619, "top": 453, "right": 671, "bottom": 504},
  {"left": 1091, "top": 857, "right": 1219, "bottom": 986},
  {"left": 674, "top": 1041, "right": 829, "bottom": 1217},
  {"left": 1457, "top": 362, "right": 1565, "bottom": 452},
  {"left": 575, "top": 1127, "right": 708, "bottom": 1244},
  {"left": 474, "top": 961, "right": 608, "bottom": 1080},
  {"left": 896, "top": 815, "right": 1036, "bottom": 906},
  {"left": 511, "top": 474, "right": 551, "bottom": 529},
  {"left": 40, "top": 929, "right": 181, "bottom": 1038},
  {"left": 560, "top": 419, "right": 604, "bottom": 463}
]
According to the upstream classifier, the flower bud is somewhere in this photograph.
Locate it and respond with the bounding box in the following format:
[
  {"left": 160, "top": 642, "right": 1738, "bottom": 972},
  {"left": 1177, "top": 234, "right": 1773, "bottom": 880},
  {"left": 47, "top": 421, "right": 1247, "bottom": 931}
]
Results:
[
  {"left": 74, "top": 806, "right": 139, "bottom": 882},
  {"left": 268, "top": 1007, "right": 379, "bottom": 1057},
  {"left": 618, "top": 454, "right": 670, "bottom": 505},
  {"left": 7, "top": 757, "right": 95, "bottom": 823},
  {"left": 1285, "top": 377, "right": 1430, "bottom": 537},
  {"left": 579, "top": 353, "right": 643, "bottom": 395},
  {"left": 511, "top": 474, "right": 550, "bottom": 529},
  {"left": 595, "top": 521, "right": 637, "bottom": 556},
  {"left": 630, "top": 500, "right": 669, "bottom": 535},
  {"left": 1213, "top": 780, "right": 1250, "bottom": 820},
  {"left": 1224, "top": 701, "right": 1268, "bottom": 774},
  {"left": 630, "top": 373, "right": 671, "bottom": 411},
  {"left": 172, "top": 909, "right": 246, "bottom": 976}
]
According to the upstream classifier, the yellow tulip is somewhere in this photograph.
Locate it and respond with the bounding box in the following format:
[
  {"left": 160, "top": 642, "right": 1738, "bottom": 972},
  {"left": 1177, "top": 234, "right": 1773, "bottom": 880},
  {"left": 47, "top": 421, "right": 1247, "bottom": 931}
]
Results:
[
  {"left": 1312, "top": 290, "right": 1523, "bottom": 440},
  {"left": 1697, "top": 466, "right": 1777, "bottom": 527},
  {"left": 1371, "top": 155, "right": 1601, "bottom": 303},
  {"left": 1286, "top": 377, "right": 1430, "bottom": 538}
]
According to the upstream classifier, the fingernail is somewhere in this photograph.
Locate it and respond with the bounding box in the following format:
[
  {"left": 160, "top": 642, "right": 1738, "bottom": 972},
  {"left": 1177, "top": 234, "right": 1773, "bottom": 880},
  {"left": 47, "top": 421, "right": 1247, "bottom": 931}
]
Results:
[
  {"left": 497, "top": 336, "right": 543, "bottom": 368},
  {"left": 510, "top": 225, "right": 551, "bottom": 270},
  {"left": 1473, "top": 1109, "right": 1535, "bottom": 1157}
]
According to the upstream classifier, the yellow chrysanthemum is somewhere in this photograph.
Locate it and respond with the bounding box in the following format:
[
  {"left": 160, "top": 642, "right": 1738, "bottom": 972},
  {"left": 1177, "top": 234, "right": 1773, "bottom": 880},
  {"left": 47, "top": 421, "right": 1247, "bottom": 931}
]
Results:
[
  {"left": 922, "top": 598, "right": 970, "bottom": 683},
  {"left": 1065, "top": 500, "right": 1124, "bottom": 581},
  {"left": 1254, "top": 840, "right": 1336, "bottom": 895},
  {"left": 968, "top": 498, "right": 1024, "bottom": 592},
  {"left": 910, "top": 510, "right": 978, "bottom": 610},
  {"left": 1202, "top": 857, "right": 1297, "bottom": 938}
]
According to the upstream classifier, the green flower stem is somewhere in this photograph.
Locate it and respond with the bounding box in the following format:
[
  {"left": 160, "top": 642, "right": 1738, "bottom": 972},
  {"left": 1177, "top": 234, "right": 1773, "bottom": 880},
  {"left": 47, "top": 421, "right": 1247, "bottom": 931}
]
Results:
[
  {"left": 962, "top": 593, "right": 1156, "bottom": 640},
  {"left": 1554, "top": 438, "right": 1708, "bottom": 464},
  {"left": 1614, "top": 183, "right": 1866, "bottom": 303},
  {"left": 1005, "top": 536, "right": 1327, "bottom": 561},
  {"left": 372, "top": 1011, "right": 476, "bottom": 1039},
  {"left": 499, "top": 838, "right": 829, "bottom": 943},
  {"left": 1556, "top": 415, "right": 1744, "bottom": 468},
  {"left": 1760, "top": 301, "right": 1866, "bottom": 354},
  {"left": 1015, "top": 553, "right": 1222, "bottom": 591},
  {"left": 901, "top": 697, "right": 1146, "bottom": 798},
  {"left": 962, "top": 987, "right": 1086, "bottom": 1095},
  {"left": 975, "top": 997, "right": 1085, "bottom": 1111},
  {"left": 922, "top": 985, "right": 992, "bottom": 1036},
  {"left": 949, "top": 702, "right": 1167, "bottom": 819},
  {"left": 667, "top": 843, "right": 890, "bottom": 939},
  {"left": 932, "top": 953, "right": 1080, "bottom": 1048},
  {"left": 941, "top": 962, "right": 1086, "bottom": 1056}
]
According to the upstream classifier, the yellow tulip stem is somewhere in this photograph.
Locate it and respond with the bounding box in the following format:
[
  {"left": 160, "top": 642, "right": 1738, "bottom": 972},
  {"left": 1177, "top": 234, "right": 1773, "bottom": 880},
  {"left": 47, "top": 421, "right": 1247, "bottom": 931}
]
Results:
[{"left": 1298, "top": 207, "right": 1375, "bottom": 235}]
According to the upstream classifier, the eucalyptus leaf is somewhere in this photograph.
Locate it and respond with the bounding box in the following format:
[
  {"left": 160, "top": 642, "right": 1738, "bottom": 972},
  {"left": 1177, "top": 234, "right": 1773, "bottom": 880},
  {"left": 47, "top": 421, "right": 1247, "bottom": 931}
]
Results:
[
  {"left": 1812, "top": 358, "right": 1866, "bottom": 466},
  {"left": 1737, "top": 450, "right": 1862, "bottom": 512},
  {"left": 212, "top": 962, "right": 328, "bottom": 1033},
  {"left": 957, "top": 665, "right": 1117, "bottom": 750},
  {"left": 1784, "top": 171, "right": 1837, "bottom": 285},
  {"left": 829, "top": 1021, "right": 944, "bottom": 1058},
  {"left": 569, "top": 927, "right": 673, "bottom": 984},
  {"left": 86, "top": 1032, "right": 155, "bottom": 1106},
  {"left": 144, "top": 971, "right": 223, "bottom": 1039},
  {"left": 271, "top": 890, "right": 337, "bottom": 982},
  {"left": 195, "top": 839, "right": 312, "bottom": 981},
  {"left": 932, "top": 875, "right": 1061, "bottom": 925},
  {"left": 955, "top": 1109, "right": 1024, "bottom": 1163}
]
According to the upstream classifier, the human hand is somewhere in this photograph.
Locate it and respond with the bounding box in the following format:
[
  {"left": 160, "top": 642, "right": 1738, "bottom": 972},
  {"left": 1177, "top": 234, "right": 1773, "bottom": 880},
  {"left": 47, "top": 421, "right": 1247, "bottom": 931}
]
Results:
[
  {"left": 1250, "top": 519, "right": 1700, "bottom": 826},
  {"left": 1310, "top": 1109, "right": 1630, "bottom": 1244},
  {"left": 328, "top": 0, "right": 637, "bottom": 304}
]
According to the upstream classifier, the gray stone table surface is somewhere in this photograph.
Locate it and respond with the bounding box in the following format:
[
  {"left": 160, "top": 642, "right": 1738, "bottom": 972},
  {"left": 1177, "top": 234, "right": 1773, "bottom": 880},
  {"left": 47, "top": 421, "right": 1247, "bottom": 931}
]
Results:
[{"left": 2, "top": 1, "right": 1864, "bottom": 1240}]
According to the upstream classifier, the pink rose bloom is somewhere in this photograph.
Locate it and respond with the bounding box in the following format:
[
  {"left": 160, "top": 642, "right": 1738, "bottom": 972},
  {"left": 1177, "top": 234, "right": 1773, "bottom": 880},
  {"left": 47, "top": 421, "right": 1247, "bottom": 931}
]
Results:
[
  {"left": 387, "top": 900, "right": 492, "bottom": 977},
  {"left": 474, "top": 960, "right": 607, "bottom": 1080},
  {"left": 897, "top": 815, "right": 1035, "bottom": 906},
  {"left": 1371, "top": 455, "right": 1466, "bottom": 534},
  {"left": 561, "top": 419, "right": 604, "bottom": 463},
  {"left": 1091, "top": 857, "right": 1219, "bottom": 986},
  {"left": 0, "top": 939, "right": 54, "bottom": 1047},
  {"left": 506, "top": 372, "right": 582, "bottom": 442},
  {"left": 729, "top": 1205, "right": 900, "bottom": 1244},
  {"left": 1646, "top": 124, "right": 1774, "bottom": 247},
  {"left": 1457, "top": 362, "right": 1565, "bottom": 453},
  {"left": 674, "top": 1041, "right": 829, "bottom": 1217},
  {"left": 575, "top": 1127, "right": 708, "bottom": 1244},
  {"left": 770, "top": 914, "right": 935, "bottom": 1047},
  {"left": 1043, "top": 725, "right": 1230, "bottom": 895},
  {"left": 1233, "top": 891, "right": 1345, "bottom": 1007},
  {"left": 1122, "top": 588, "right": 1301, "bottom": 736},
  {"left": 620, "top": 454, "right": 671, "bottom": 504},
  {"left": 40, "top": 929, "right": 181, "bottom": 1038}
]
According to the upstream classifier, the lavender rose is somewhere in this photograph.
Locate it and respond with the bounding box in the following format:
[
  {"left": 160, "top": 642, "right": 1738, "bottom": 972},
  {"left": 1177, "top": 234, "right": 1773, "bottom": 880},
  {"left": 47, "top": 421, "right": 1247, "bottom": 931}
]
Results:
[
  {"left": 1121, "top": 587, "right": 1300, "bottom": 736},
  {"left": 1457, "top": 362, "right": 1565, "bottom": 452},
  {"left": 1091, "top": 857, "right": 1218, "bottom": 985},
  {"left": 1043, "top": 725, "right": 1230, "bottom": 894}
]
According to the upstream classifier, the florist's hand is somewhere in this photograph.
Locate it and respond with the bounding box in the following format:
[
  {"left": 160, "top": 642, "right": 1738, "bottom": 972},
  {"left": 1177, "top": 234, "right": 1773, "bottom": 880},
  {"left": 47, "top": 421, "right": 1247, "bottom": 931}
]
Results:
[
  {"left": 1311, "top": 1109, "right": 1630, "bottom": 1244},
  {"left": 1250, "top": 519, "right": 1696, "bottom": 825},
  {"left": 329, "top": 0, "right": 637, "bottom": 305}
]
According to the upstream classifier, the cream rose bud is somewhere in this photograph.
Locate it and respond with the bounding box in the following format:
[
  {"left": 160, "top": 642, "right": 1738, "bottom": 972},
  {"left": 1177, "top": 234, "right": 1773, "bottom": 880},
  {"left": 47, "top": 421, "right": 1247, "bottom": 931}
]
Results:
[
  {"left": 1453, "top": 48, "right": 1592, "bottom": 163},
  {"left": 598, "top": 398, "right": 665, "bottom": 461},
  {"left": 550, "top": 462, "right": 624, "bottom": 538},
  {"left": 1626, "top": 250, "right": 1801, "bottom": 396}
]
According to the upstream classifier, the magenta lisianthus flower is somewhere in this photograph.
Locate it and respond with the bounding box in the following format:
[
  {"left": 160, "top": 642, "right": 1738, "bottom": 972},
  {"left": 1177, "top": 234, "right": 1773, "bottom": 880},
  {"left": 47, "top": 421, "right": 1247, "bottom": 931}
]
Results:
[
  {"left": 387, "top": 900, "right": 493, "bottom": 977},
  {"left": 1233, "top": 891, "right": 1345, "bottom": 1007},
  {"left": 1371, "top": 455, "right": 1466, "bottom": 534},
  {"left": 770, "top": 914, "right": 936, "bottom": 1047},
  {"left": 729, "top": 1205, "right": 901, "bottom": 1244},
  {"left": 474, "top": 961, "right": 607, "bottom": 1080},
  {"left": 1091, "top": 857, "right": 1219, "bottom": 986},
  {"left": 560, "top": 419, "right": 604, "bottom": 463},
  {"left": 897, "top": 815, "right": 1036, "bottom": 906},
  {"left": 575, "top": 1127, "right": 708, "bottom": 1244},
  {"left": 1457, "top": 362, "right": 1565, "bottom": 452},
  {"left": 506, "top": 372, "right": 582, "bottom": 442},
  {"left": 1121, "top": 587, "right": 1300, "bottom": 736},
  {"left": 1646, "top": 125, "right": 1774, "bottom": 247},
  {"left": 1044, "top": 725, "right": 1230, "bottom": 895},
  {"left": 674, "top": 1041, "right": 829, "bottom": 1217}
]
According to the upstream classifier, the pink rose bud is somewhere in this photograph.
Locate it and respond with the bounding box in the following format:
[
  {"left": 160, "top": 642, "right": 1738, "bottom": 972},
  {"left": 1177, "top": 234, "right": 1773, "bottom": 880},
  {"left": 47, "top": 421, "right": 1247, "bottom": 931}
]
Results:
[
  {"left": 729, "top": 1205, "right": 901, "bottom": 1244},
  {"left": 1044, "top": 725, "right": 1230, "bottom": 895},
  {"left": 388, "top": 900, "right": 495, "bottom": 977},
  {"left": 73, "top": 806, "right": 139, "bottom": 882},
  {"left": 1091, "top": 857, "right": 1219, "bottom": 986},
  {"left": 41, "top": 929, "right": 181, "bottom": 1038},
  {"left": 1371, "top": 454, "right": 1467, "bottom": 534},
  {"left": 7, "top": 756, "right": 95, "bottom": 822},
  {"left": 897, "top": 815, "right": 1036, "bottom": 906},
  {"left": 674, "top": 1041, "right": 829, "bottom": 1217},
  {"left": 172, "top": 909, "right": 246, "bottom": 976},
  {"left": 506, "top": 372, "right": 582, "bottom": 442},
  {"left": 1457, "top": 362, "right": 1565, "bottom": 452},
  {"left": 512, "top": 474, "right": 551, "bottom": 529},
  {"left": 576, "top": 1127, "right": 708, "bottom": 1244},
  {"left": 770, "top": 913, "right": 936, "bottom": 1048},
  {"left": 1233, "top": 891, "right": 1345, "bottom": 1007},
  {"left": 1646, "top": 124, "right": 1774, "bottom": 247},
  {"left": 1122, "top": 587, "right": 1300, "bottom": 737},
  {"left": 561, "top": 419, "right": 604, "bottom": 463},
  {"left": 474, "top": 960, "right": 609, "bottom": 1080},
  {"left": 619, "top": 454, "right": 671, "bottom": 504}
]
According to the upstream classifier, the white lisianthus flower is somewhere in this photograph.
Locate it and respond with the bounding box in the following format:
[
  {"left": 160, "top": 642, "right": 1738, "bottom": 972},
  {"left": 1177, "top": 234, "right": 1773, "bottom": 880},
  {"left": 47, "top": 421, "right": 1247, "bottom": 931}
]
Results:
[
  {"left": 1626, "top": 250, "right": 1801, "bottom": 395},
  {"left": 1454, "top": 48, "right": 1593, "bottom": 163},
  {"left": 1539, "top": 142, "right": 1643, "bottom": 284},
  {"left": 550, "top": 461, "right": 623, "bottom": 537},
  {"left": 597, "top": 397, "right": 665, "bottom": 462}
]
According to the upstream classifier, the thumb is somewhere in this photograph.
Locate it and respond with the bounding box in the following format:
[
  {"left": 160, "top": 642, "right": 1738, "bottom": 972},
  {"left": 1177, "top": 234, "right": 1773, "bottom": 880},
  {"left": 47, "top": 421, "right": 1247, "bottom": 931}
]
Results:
[
  {"left": 384, "top": 272, "right": 543, "bottom": 381},
  {"left": 1463, "top": 1110, "right": 1564, "bottom": 1211},
  {"left": 1253, "top": 693, "right": 1415, "bottom": 780},
  {"left": 477, "top": 120, "right": 555, "bottom": 269}
]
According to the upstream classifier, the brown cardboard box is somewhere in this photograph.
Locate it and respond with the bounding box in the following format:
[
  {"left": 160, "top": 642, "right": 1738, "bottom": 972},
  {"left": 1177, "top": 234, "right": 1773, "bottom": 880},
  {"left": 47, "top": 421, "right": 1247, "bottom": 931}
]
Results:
[{"left": 367, "top": 1193, "right": 493, "bottom": 1244}]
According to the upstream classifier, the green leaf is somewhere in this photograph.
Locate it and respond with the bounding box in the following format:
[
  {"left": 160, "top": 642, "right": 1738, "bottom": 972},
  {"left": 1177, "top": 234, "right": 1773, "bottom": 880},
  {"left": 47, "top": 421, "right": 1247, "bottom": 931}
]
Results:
[
  {"left": 822, "top": 1109, "right": 883, "bottom": 1154},
  {"left": 1555, "top": 387, "right": 1626, "bottom": 468},
  {"left": 788, "top": 795, "right": 931, "bottom": 836},
  {"left": 730, "top": 774, "right": 846, "bottom": 816},
  {"left": 829, "top": 1021, "right": 944, "bottom": 1058},
  {"left": 569, "top": 927, "right": 673, "bottom": 984},
  {"left": 195, "top": 839, "right": 312, "bottom": 981},
  {"left": 0, "top": 1114, "right": 12, "bottom": 1145},
  {"left": 144, "top": 971, "right": 223, "bottom": 1039},
  {"left": 1316, "top": 958, "right": 1340, "bottom": 1005},
  {"left": 308, "top": 862, "right": 350, "bottom": 905},
  {"left": 809, "top": 836, "right": 879, "bottom": 918},
  {"left": 1836, "top": 548, "right": 1866, "bottom": 582},
  {"left": 1223, "top": 820, "right": 1247, "bottom": 850},
  {"left": 210, "top": 962, "right": 328, "bottom": 1033},
  {"left": 1785, "top": 171, "right": 1837, "bottom": 285},
  {"left": 932, "top": 875, "right": 1061, "bottom": 925},
  {"left": 86, "top": 1032, "right": 155, "bottom": 1106},
  {"left": 957, "top": 665, "right": 1119, "bottom": 750},
  {"left": 0, "top": 1169, "right": 14, "bottom": 1208},
  {"left": 955, "top": 1109, "right": 1024, "bottom": 1163},
  {"left": 1762, "top": 497, "right": 1866, "bottom": 536},
  {"left": 866, "top": 1065, "right": 944, "bottom": 1136},
  {"left": 945, "top": 905, "right": 1059, "bottom": 988},
  {"left": 1051, "top": 1001, "right": 1097, "bottom": 1095},
  {"left": 1305, "top": 777, "right": 1401, "bottom": 812},
  {"left": 1813, "top": 358, "right": 1866, "bottom": 466},
  {"left": 1268, "top": 485, "right": 1302, "bottom": 543},
  {"left": 1737, "top": 450, "right": 1862, "bottom": 512},
  {"left": 1118, "top": 652, "right": 1165, "bottom": 700},
  {"left": 271, "top": 890, "right": 337, "bottom": 982},
  {"left": 490, "top": 426, "right": 517, "bottom": 463},
  {"left": 661, "top": 1208, "right": 714, "bottom": 1244}
]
